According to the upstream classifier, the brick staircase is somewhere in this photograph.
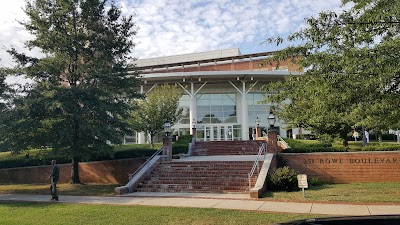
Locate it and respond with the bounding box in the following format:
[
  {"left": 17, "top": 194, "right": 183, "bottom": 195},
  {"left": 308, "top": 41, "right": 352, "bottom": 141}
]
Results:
[
  {"left": 192, "top": 140, "right": 265, "bottom": 156},
  {"left": 127, "top": 141, "right": 268, "bottom": 195},
  {"left": 134, "top": 160, "right": 261, "bottom": 193}
]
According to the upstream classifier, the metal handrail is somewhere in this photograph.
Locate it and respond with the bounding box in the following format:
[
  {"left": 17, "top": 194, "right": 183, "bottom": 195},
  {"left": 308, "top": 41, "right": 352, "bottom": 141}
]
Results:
[
  {"left": 248, "top": 143, "right": 267, "bottom": 190},
  {"left": 128, "top": 147, "right": 163, "bottom": 181},
  {"left": 277, "top": 135, "right": 290, "bottom": 149}
]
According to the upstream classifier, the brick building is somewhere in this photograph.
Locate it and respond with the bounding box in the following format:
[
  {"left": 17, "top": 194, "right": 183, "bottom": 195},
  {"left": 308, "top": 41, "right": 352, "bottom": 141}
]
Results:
[{"left": 128, "top": 48, "right": 302, "bottom": 143}]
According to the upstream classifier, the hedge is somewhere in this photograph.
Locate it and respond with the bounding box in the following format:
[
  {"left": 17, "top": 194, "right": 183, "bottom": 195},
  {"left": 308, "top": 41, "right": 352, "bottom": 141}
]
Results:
[
  {"left": 284, "top": 146, "right": 347, "bottom": 153},
  {"left": 172, "top": 135, "right": 193, "bottom": 155},
  {"left": 283, "top": 138, "right": 346, "bottom": 153},
  {"left": 361, "top": 145, "right": 400, "bottom": 151},
  {"left": 0, "top": 136, "right": 194, "bottom": 169}
]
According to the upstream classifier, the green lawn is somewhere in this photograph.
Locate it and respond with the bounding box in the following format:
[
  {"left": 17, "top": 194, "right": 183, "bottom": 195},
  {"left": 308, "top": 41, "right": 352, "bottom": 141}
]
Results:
[
  {"left": 0, "top": 202, "right": 317, "bottom": 225},
  {"left": 0, "top": 183, "right": 119, "bottom": 196},
  {"left": 1, "top": 182, "right": 399, "bottom": 203},
  {"left": 266, "top": 182, "right": 400, "bottom": 203}
]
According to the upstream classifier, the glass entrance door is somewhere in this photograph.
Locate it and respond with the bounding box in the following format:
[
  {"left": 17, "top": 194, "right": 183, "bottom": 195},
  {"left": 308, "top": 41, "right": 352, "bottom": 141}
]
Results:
[
  {"left": 203, "top": 125, "right": 234, "bottom": 141},
  {"left": 204, "top": 126, "right": 212, "bottom": 142}
]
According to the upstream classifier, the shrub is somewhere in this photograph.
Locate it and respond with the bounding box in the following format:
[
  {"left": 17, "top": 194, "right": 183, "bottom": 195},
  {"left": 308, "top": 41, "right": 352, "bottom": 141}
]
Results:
[
  {"left": 284, "top": 146, "right": 346, "bottom": 153},
  {"left": 296, "top": 134, "right": 317, "bottom": 140},
  {"left": 0, "top": 155, "right": 70, "bottom": 169},
  {"left": 361, "top": 145, "right": 400, "bottom": 151},
  {"left": 172, "top": 135, "right": 193, "bottom": 155},
  {"left": 0, "top": 145, "right": 160, "bottom": 169},
  {"left": 318, "top": 134, "right": 334, "bottom": 145},
  {"left": 268, "top": 166, "right": 299, "bottom": 191},
  {"left": 308, "top": 177, "right": 325, "bottom": 186},
  {"left": 283, "top": 138, "right": 346, "bottom": 153}
]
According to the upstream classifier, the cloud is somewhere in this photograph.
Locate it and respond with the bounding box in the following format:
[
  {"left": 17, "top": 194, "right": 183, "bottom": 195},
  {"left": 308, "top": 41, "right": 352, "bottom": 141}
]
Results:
[{"left": 0, "top": 0, "right": 345, "bottom": 67}]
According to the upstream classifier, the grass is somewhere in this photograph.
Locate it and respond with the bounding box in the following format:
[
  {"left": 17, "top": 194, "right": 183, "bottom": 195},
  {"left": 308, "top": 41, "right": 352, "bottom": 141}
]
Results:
[
  {"left": 0, "top": 183, "right": 119, "bottom": 196},
  {"left": 265, "top": 182, "right": 400, "bottom": 203},
  {"left": 1, "top": 182, "right": 399, "bottom": 203},
  {"left": 0, "top": 202, "right": 317, "bottom": 225}
]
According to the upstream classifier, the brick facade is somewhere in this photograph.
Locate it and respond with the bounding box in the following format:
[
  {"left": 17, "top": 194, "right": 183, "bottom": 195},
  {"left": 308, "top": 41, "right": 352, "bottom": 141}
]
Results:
[
  {"left": 141, "top": 58, "right": 301, "bottom": 74},
  {"left": 0, "top": 158, "right": 146, "bottom": 184},
  {"left": 280, "top": 152, "right": 400, "bottom": 183}
]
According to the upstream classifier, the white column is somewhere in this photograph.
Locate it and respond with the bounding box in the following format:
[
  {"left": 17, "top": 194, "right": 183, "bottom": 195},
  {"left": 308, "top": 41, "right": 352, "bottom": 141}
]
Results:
[
  {"left": 137, "top": 85, "right": 146, "bottom": 144},
  {"left": 241, "top": 82, "right": 249, "bottom": 140},
  {"left": 189, "top": 83, "right": 197, "bottom": 135}
]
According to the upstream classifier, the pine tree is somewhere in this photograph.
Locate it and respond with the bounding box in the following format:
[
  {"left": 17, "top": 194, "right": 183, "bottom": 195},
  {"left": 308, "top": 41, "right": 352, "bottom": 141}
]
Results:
[{"left": 4, "top": 0, "right": 141, "bottom": 183}]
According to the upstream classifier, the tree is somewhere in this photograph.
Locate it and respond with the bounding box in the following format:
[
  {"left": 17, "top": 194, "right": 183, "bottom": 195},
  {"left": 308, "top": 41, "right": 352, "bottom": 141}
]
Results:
[
  {"left": 0, "top": 68, "right": 13, "bottom": 152},
  {"left": 3, "top": 0, "right": 141, "bottom": 183},
  {"left": 0, "top": 68, "right": 10, "bottom": 111},
  {"left": 262, "top": 0, "right": 400, "bottom": 144},
  {"left": 130, "top": 84, "right": 183, "bottom": 147}
]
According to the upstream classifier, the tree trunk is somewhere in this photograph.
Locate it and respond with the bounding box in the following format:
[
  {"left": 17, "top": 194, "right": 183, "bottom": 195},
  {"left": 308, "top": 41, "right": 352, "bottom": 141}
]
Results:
[
  {"left": 378, "top": 131, "right": 382, "bottom": 143},
  {"left": 70, "top": 156, "right": 81, "bottom": 184},
  {"left": 340, "top": 132, "right": 349, "bottom": 148},
  {"left": 150, "top": 133, "right": 155, "bottom": 148}
]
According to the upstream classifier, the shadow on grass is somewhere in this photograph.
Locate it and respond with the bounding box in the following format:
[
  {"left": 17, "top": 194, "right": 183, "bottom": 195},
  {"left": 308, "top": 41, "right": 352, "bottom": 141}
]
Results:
[{"left": 0, "top": 201, "right": 58, "bottom": 209}]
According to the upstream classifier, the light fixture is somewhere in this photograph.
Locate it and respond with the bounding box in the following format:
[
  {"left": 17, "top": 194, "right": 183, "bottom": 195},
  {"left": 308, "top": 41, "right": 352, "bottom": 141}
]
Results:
[
  {"left": 192, "top": 118, "right": 196, "bottom": 129},
  {"left": 267, "top": 110, "right": 276, "bottom": 128},
  {"left": 163, "top": 121, "right": 171, "bottom": 136},
  {"left": 255, "top": 117, "right": 260, "bottom": 127}
]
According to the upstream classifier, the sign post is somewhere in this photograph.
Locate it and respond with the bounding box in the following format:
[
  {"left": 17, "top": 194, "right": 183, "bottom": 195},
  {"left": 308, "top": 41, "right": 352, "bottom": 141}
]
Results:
[{"left": 297, "top": 174, "right": 308, "bottom": 198}]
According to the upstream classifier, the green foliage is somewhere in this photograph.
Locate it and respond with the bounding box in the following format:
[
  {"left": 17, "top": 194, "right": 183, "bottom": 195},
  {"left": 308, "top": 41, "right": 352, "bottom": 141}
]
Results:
[
  {"left": 308, "top": 177, "right": 325, "bottom": 187},
  {"left": 262, "top": 0, "right": 400, "bottom": 143},
  {"left": 2, "top": 0, "right": 141, "bottom": 183},
  {"left": 318, "top": 134, "right": 334, "bottom": 145},
  {"left": 172, "top": 135, "right": 193, "bottom": 155},
  {"left": 361, "top": 145, "right": 400, "bottom": 151},
  {"left": 130, "top": 84, "right": 183, "bottom": 147},
  {"left": 284, "top": 146, "right": 347, "bottom": 153},
  {"left": 268, "top": 166, "right": 299, "bottom": 191},
  {"left": 283, "top": 138, "right": 346, "bottom": 153},
  {"left": 0, "top": 144, "right": 160, "bottom": 169},
  {"left": 296, "top": 134, "right": 317, "bottom": 140}
]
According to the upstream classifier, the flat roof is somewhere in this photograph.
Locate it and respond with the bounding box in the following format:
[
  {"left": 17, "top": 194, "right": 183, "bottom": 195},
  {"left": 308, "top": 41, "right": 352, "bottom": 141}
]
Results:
[
  {"left": 137, "top": 70, "right": 298, "bottom": 84},
  {"left": 134, "top": 48, "right": 241, "bottom": 67},
  {"left": 130, "top": 50, "right": 277, "bottom": 71}
]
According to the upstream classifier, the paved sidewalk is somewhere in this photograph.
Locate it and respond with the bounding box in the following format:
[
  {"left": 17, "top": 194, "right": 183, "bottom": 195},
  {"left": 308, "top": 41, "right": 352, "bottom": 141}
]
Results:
[{"left": 0, "top": 193, "right": 399, "bottom": 216}]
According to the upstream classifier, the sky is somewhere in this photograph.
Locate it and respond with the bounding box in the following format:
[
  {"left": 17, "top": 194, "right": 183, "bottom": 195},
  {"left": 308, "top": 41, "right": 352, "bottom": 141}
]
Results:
[{"left": 0, "top": 0, "right": 348, "bottom": 68}]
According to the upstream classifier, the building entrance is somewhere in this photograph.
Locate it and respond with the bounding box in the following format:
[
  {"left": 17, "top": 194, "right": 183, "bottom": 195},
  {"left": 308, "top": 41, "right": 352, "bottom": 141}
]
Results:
[{"left": 203, "top": 125, "right": 234, "bottom": 141}]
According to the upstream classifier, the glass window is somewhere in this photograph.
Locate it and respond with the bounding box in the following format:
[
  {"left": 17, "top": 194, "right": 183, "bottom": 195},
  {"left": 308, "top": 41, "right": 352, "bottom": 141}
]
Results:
[
  {"left": 177, "top": 95, "right": 190, "bottom": 124},
  {"left": 247, "top": 93, "right": 271, "bottom": 127},
  {"left": 197, "top": 93, "right": 237, "bottom": 124}
]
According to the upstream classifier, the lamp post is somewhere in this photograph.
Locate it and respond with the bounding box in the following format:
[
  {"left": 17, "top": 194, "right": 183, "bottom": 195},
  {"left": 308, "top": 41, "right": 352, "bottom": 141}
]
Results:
[
  {"left": 267, "top": 110, "right": 280, "bottom": 153},
  {"left": 162, "top": 121, "right": 172, "bottom": 161},
  {"left": 267, "top": 110, "right": 276, "bottom": 129},
  {"left": 163, "top": 121, "right": 171, "bottom": 137},
  {"left": 192, "top": 119, "right": 197, "bottom": 141},
  {"left": 255, "top": 117, "right": 261, "bottom": 139}
]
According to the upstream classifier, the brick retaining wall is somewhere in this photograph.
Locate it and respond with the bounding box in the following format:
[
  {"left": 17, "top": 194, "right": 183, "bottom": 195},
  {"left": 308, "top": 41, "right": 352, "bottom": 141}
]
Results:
[
  {"left": 280, "top": 151, "right": 400, "bottom": 183},
  {"left": 0, "top": 158, "right": 146, "bottom": 184}
]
